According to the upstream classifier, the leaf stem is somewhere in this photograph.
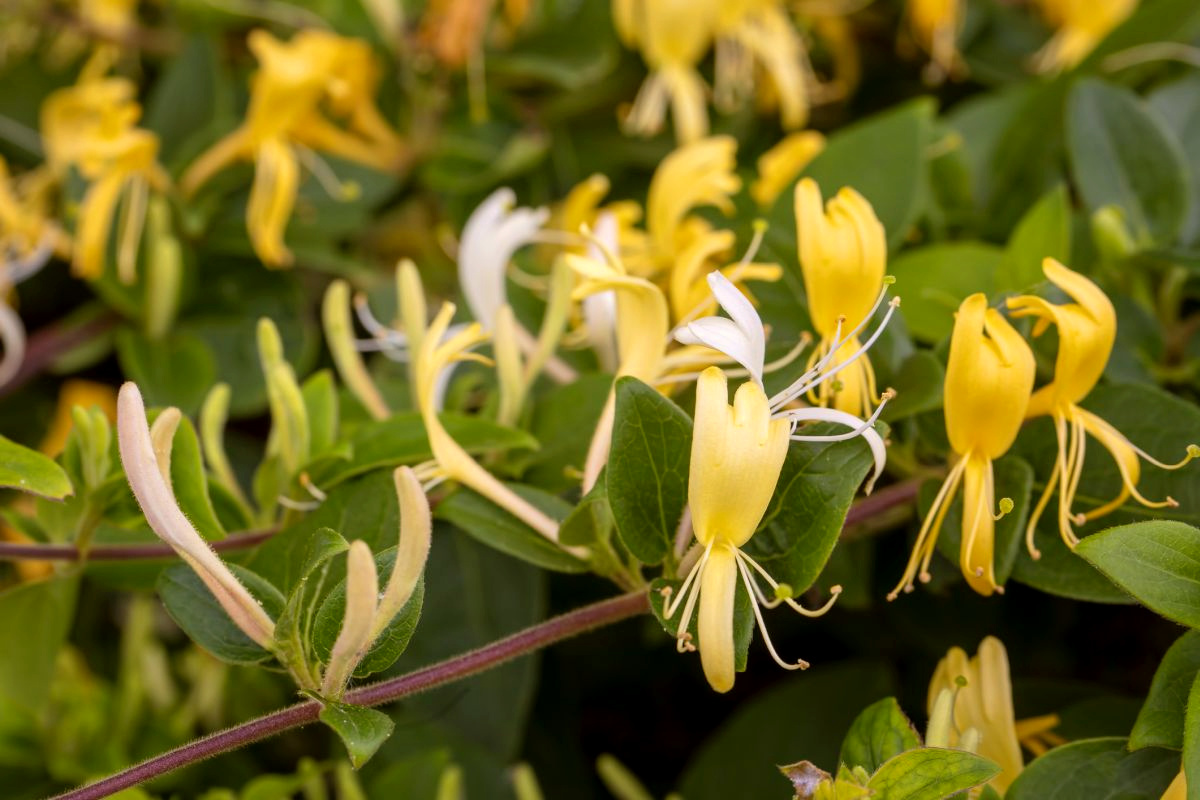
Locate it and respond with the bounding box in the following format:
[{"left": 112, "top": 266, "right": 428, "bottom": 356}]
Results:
[
  {"left": 0, "top": 528, "right": 278, "bottom": 562},
  {"left": 48, "top": 590, "right": 651, "bottom": 800}
]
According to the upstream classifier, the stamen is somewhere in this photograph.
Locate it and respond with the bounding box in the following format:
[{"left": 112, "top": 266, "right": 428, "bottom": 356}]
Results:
[
  {"left": 994, "top": 497, "right": 1014, "bottom": 521},
  {"left": 735, "top": 549, "right": 841, "bottom": 616},
  {"left": 300, "top": 472, "right": 327, "bottom": 502},
  {"left": 782, "top": 389, "right": 894, "bottom": 442},
  {"left": 664, "top": 541, "right": 712, "bottom": 620},
  {"left": 734, "top": 554, "right": 809, "bottom": 670},
  {"left": 295, "top": 144, "right": 359, "bottom": 201},
  {"left": 888, "top": 457, "right": 967, "bottom": 601},
  {"left": 278, "top": 495, "right": 321, "bottom": 511}
]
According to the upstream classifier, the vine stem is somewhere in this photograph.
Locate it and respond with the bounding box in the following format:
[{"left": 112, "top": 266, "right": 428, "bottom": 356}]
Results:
[
  {"left": 49, "top": 590, "right": 650, "bottom": 800},
  {"left": 0, "top": 528, "right": 278, "bottom": 562}
]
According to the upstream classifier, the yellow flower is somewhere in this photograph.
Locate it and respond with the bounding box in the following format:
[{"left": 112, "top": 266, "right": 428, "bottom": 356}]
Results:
[
  {"left": 927, "top": 637, "right": 1062, "bottom": 794},
  {"left": 613, "top": 0, "right": 718, "bottom": 142},
  {"left": 1006, "top": 259, "right": 1197, "bottom": 554},
  {"left": 181, "top": 29, "right": 405, "bottom": 267},
  {"left": 663, "top": 367, "right": 840, "bottom": 692},
  {"left": 794, "top": 177, "right": 887, "bottom": 417},
  {"left": 712, "top": 0, "right": 812, "bottom": 131},
  {"left": 40, "top": 73, "right": 169, "bottom": 282},
  {"left": 1032, "top": 0, "right": 1137, "bottom": 72},
  {"left": 890, "top": 294, "right": 1035, "bottom": 599},
  {"left": 907, "top": 0, "right": 964, "bottom": 80},
  {"left": 1161, "top": 772, "right": 1187, "bottom": 800},
  {"left": 750, "top": 131, "right": 825, "bottom": 208}
]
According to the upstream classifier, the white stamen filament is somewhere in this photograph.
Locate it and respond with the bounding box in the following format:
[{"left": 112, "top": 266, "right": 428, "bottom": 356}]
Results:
[
  {"left": 733, "top": 551, "right": 809, "bottom": 671},
  {"left": 734, "top": 548, "right": 841, "bottom": 616}
]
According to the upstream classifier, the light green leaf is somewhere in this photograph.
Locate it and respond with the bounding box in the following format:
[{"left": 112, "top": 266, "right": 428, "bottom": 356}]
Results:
[
  {"left": 1131, "top": 631, "right": 1200, "bottom": 751},
  {"left": 0, "top": 576, "right": 79, "bottom": 713},
  {"left": 157, "top": 562, "right": 285, "bottom": 665},
  {"left": 319, "top": 702, "right": 395, "bottom": 769},
  {"left": 839, "top": 697, "right": 922, "bottom": 774},
  {"left": 996, "top": 185, "right": 1072, "bottom": 294},
  {"left": 165, "top": 416, "right": 226, "bottom": 541},
  {"left": 865, "top": 748, "right": 999, "bottom": 799},
  {"left": 302, "top": 369, "right": 340, "bottom": 457},
  {"left": 888, "top": 244, "right": 1004, "bottom": 343},
  {"left": 0, "top": 434, "right": 72, "bottom": 500},
  {"left": 1006, "top": 737, "right": 1179, "bottom": 799},
  {"left": 1184, "top": 672, "right": 1200, "bottom": 800},
  {"left": 606, "top": 377, "right": 692, "bottom": 566},
  {"left": 1067, "top": 79, "right": 1191, "bottom": 247},
  {"left": 1076, "top": 520, "right": 1200, "bottom": 627}
]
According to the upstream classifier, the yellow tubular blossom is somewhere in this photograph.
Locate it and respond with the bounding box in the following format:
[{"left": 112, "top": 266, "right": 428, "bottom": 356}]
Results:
[
  {"left": 1006, "top": 259, "right": 1197, "bottom": 554},
  {"left": 665, "top": 367, "right": 839, "bottom": 693},
  {"left": 180, "top": 30, "right": 405, "bottom": 267},
  {"left": 1161, "top": 772, "right": 1187, "bottom": 800},
  {"left": 891, "top": 294, "right": 1035, "bottom": 599},
  {"left": 927, "top": 637, "right": 1035, "bottom": 794},
  {"left": 794, "top": 177, "right": 886, "bottom": 417},
  {"left": 615, "top": 0, "right": 718, "bottom": 143},
  {"left": 646, "top": 137, "right": 741, "bottom": 276},
  {"left": 907, "top": 0, "right": 964, "bottom": 81},
  {"left": 714, "top": 0, "right": 812, "bottom": 131},
  {"left": 1032, "top": 0, "right": 1138, "bottom": 73},
  {"left": 750, "top": 131, "right": 825, "bottom": 208}
]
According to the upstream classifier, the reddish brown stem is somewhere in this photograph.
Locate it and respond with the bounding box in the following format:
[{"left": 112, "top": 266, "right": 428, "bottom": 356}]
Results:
[{"left": 0, "top": 529, "right": 277, "bottom": 562}]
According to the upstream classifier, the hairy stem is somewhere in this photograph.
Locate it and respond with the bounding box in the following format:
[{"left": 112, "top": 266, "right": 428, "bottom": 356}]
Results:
[
  {"left": 50, "top": 590, "right": 650, "bottom": 800},
  {"left": 0, "top": 528, "right": 277, "bottom": 562}
]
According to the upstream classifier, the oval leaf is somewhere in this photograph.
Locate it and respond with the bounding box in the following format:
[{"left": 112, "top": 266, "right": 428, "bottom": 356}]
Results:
[
  {"left": 1131, "top": 630, "right": 1200, "bottom": 751},
  {"left": 866, "top": 748, "right": 999, "bottom": 800},
  {"left": 157, "top": 562, "right": 285, "bottom": 665},
  {"left": 839, "top": 697, "right": 922, "bottom": 775},
  {"left": 0, "top": 434, "right": 72, "bottom": 500},
  {"left": 1006, "top": 737, "right": 1179, "bottom": 800}
]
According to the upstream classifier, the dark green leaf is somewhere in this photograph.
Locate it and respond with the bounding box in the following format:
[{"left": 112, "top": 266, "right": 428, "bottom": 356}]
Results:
[
  {"left": 606, "top": 377, "right": 692, "bottom": 565},
  {"left": 313, "top": 548, "right": 425, "bottom": 678},
  {"left": 1076, "top": 520, "right": 1200, "bottom": 628},
  {"left": 0, "top": 435, "right": 72, "bottom": 500},
  {"left": 0, "top": 576, "right": 79, "bottom": 713},
  {"left": 166, "top": 416, "right": 225, "bottom": 541},
  {"left": 839, "top": 697, "right": 922, "bottom": 774},
  {"left": 1006, "top": 738, "right": 1179, "bottom": 800},
  {"left": 1132, "top": 631, "right": 1200, "bottom": 751},
  {"left": 319, "top": 702, "right": 395, "bottom": 769},
  {"left": 157, "top": 562, "right": 285, "bottom": 665},
  {"left": 888, "top": 244, "right": 1004, "bottom": 343},
  {"left": 865, "top": 748, "right": 999, "bottom": 799},
  {"left": 1067, "top": 79, "right": 1191, "bottom": 247},
  {"left": 881, "top": 352, "right": 945, "bottom": 422},
  {"left": 435, "top": 484, "right": 586, "bottom": 573},
  {"left": 115, "top": 329, "right": 217, "bottom": 417}
]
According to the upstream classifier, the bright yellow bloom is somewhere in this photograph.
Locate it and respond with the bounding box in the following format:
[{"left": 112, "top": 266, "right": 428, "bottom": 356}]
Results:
[
  {"left": 40, "top": 73, "right": 169, "bottom": 282},
  {"left": 1007, "top": 259, "right": 1197, "bottom": 554},
  {"left": 613, "top": 0, "right": 718, "bottom": 142},
  {"left": 907, "top": 0, "right": 964, "bottom": 80},
  {"left": 1032, "top": 0, "right": 1137, "bottom": 72},
  {"left": 181, "top": 29, "right": 405, "bottom": 267},
  {"left": 927, "top": 637, "right": 1061, "bottom": 794},
  {"left": 750, "top": 131, "right": 825, "bottom": 208},
  {"left": 794, "top": 178, "right": 887, "bottom": 417},
  {"left": 712, "top": 0, "right": 812, "bottom": 131},
  {"left": 1162, "top": 772, "right": 1187, "bottom": 800},
  {"left": 664, "top": 367, "right": 839, "bottom": 693},
  {"left": 891, "top": 294, "right": 1035, "bottom": 599}
]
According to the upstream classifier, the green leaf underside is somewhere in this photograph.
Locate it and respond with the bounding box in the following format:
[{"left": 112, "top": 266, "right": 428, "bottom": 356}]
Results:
[{"left": 319, "top": 702, "right": 395, "bottom": 769}]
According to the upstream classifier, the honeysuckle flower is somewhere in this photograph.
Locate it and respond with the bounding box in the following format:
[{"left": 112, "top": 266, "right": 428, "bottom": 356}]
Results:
[
  {"left": 750, "top": 131, "right": 825, "bottom": 208},
  {"left": 712, "top": 0, "right": 813, "bottom": 131},
  {"left": 1031, "top": 0, "right": 1137, "bottom": 72},
  {"left": 928, "top": 637, "right": 1063, "bottom": 794},
  {"left": 890, "top": 293, "right": 1035, "bottom": 599},
  {"left": 613, "top": 0, "right": 717, "bottom": 142},
  {"left": 676, "top": 270, "right": 894, "bottom": 491},
  {"left": 117, "top": 382, "right": 277, "bottom": 649},
  {"left": 794, "top": 177, "right": 887, "bottom": 418},
  {"left": 907, "top": 0, "right": 964, "bottom": 81},
  {"left": 1006, "top": 259, "right": 1197, "bottom": 554},
  {"left": 181, "top": 29, "right": 405, "bottom": 267},
  {"left": 663, "top": 367, "right": 842, "bottom": 693}
]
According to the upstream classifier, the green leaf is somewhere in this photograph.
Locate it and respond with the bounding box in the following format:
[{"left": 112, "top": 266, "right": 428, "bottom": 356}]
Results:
[
  {"left": 0, "top": 435, "right": 72, "bottom": 500},
  {"left": 839, "top": 698, "right": 922, "bottom": 774},
  {"left": 745, "top": 422, "right": 880, "bottom": 592},
  {"left": 435, "top": 484, "right": 587, "bottom": 573},
  {"left": 678, "top": 662, "right": 893, "bottom": 800},
  {"left": 0, "top": 576, "right": 79, "bottom": 713},
  {"left": 775, "top": 98, "right": 934, "bottom": 251},
  {"left": 313, "top": 411, "right": 538, "bottom": 488},
  {"left": 302, "top": 370, "right": 340, "bottom": 457},
  {"left": 142, "top": 35, "right": 222, "bottom": 166},
  {"left": 115, "top": 329, "right": 218, "bottom": 417},
  {"left": 932, "top": 455, "right": 1034, "bottom": 589},
  {"left": 865, "top": 748, "right": 999, "bottom": 799},
  {"left": 1067, "top": 79, "right": 1191, "bottom": 247},
  {"left": 272, "top": 527, "right": 350, "bottom": 675},
  {"left": 606, "top": 377, "right": 692, "bottom": 565},
  {"left": 1150, "top": 74, "right": 1200, "bottom": 246},
  {"left": 157, "top": 562, "right": 285, "bottom": 665},
  {"left": 1131, "top": 631, "right": 1200, "bottom": 751},
  {"left": 996, "top": 185, "right": 1072, "bottom": 294},
  {"left": 558, "top": 473, "right": 613, "bottom": 548},
  {"left": 1184, "top": 673, "right": 1200, "bottom": 800},
  {"left": 880, "top": 352, "right": 945, "bottom": 422},
  {"left": 313, "top": 549, "right": 425, "bottom": 678},
  {"left": 486, "top": 0, "right": 619, "bottom": 89},
  {"left": 1006, "top": 738, "right": 1179, "bottom": 799},
  {"left": 887, "top": 243, "right": 1004, "bottom": 343},
  {"left": 520, "top": 372, "right": 613, "bottom": 493},
  {"left": 1076, "top": 520, "right": 1200, "bottom": 627},
  {"left": 165, "top": 416, "right": 226, "bottom": 541},
  {"left": 319, "top": 702, "right": 395, "bottom": 769}
]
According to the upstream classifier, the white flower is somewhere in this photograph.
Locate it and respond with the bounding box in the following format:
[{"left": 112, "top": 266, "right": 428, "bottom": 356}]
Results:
[
  {"left": 581, "top": 212, "right": 620, "bottom": 372},
  {"left": 674, "top": 271, "right": 765, "bottom": 385},
  {"left": 458, "top": 187, "right": 550, "bottom": 331}
]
